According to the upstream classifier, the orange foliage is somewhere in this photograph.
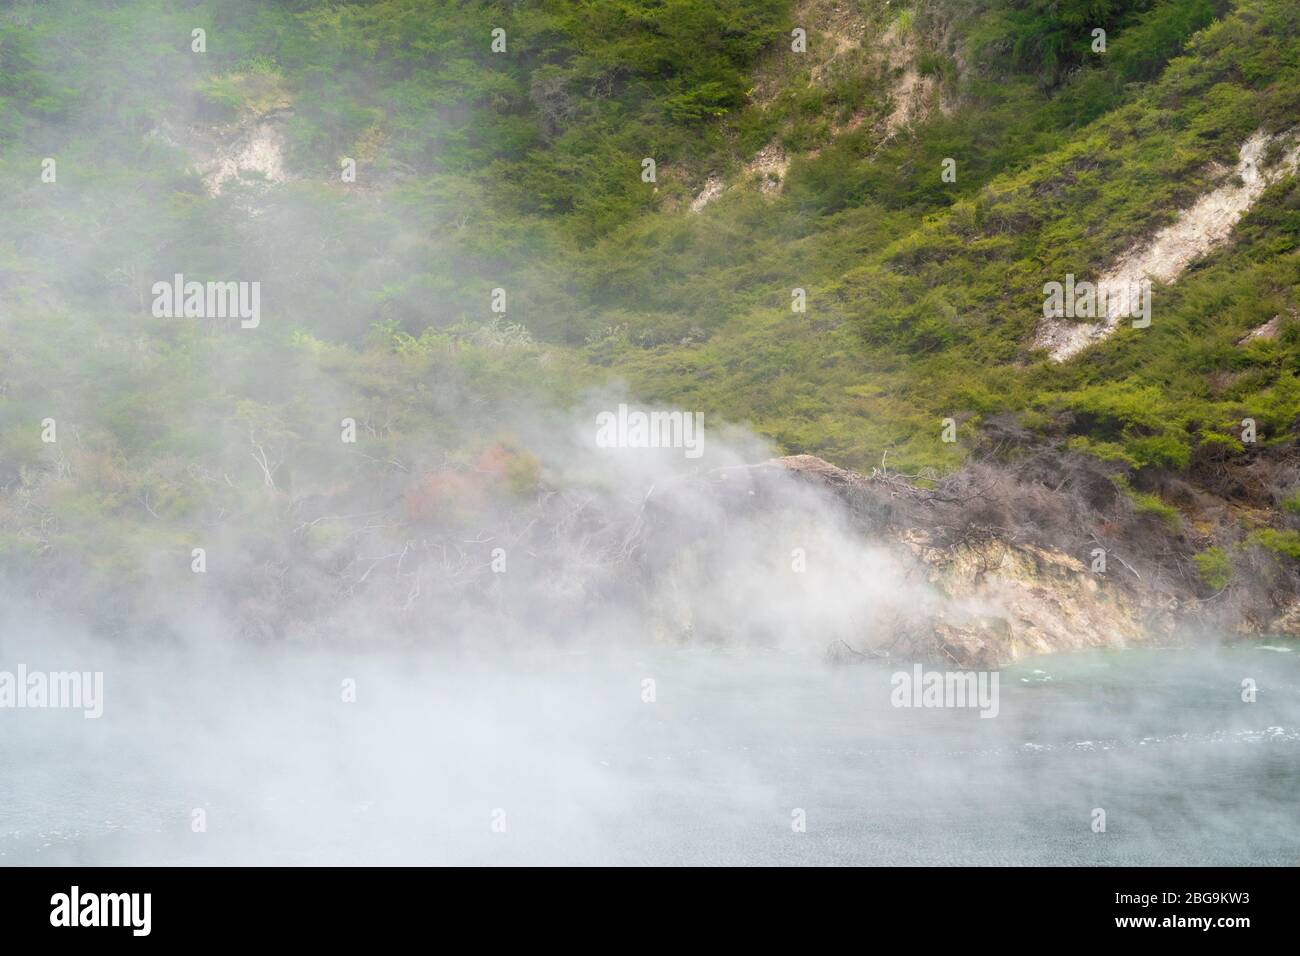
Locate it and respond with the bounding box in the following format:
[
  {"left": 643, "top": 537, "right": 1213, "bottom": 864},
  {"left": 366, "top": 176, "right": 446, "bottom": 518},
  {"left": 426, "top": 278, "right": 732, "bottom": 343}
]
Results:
[{"left": 403, "top": 443, "right": 539, "bottom": 522}]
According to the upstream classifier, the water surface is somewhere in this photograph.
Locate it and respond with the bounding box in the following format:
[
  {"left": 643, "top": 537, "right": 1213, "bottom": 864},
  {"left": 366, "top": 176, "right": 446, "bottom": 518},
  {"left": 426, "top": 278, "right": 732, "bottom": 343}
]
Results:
[{"left": 1, "top": 639, "right": 1297, "bottom": 865}]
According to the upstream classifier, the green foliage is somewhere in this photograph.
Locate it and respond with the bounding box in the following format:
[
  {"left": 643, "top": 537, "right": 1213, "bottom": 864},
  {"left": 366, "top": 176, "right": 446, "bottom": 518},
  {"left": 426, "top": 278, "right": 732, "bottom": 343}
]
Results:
[
  {"left": 3, "top": 0, "right": 1300, "bottom": 605},
  {"left": 1193, "top": 546, "right": 1233, "bottom": 591},
  {"left": 960, "top": 0, "right": 1227, "bottom": 89},
  {"left": 1252, "top": 529, "right": 1300, "bottom": 560},
  {"left": 1125, "top": 487, "right": 1183, "bottom": 531}
]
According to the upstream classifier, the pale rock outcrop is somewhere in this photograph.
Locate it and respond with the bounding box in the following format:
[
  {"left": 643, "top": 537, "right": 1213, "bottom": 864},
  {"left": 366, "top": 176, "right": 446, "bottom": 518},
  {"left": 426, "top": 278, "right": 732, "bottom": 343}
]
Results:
[
  {"left": 771, "top": 454, "right": 1161, "bottom": 667},
  {"left": 1036, "top": 130, "right": 1300, "bottom": 361}
]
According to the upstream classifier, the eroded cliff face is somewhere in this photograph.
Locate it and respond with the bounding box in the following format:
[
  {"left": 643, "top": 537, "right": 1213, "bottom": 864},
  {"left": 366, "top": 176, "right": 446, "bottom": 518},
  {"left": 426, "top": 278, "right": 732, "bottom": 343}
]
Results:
[
  {"left": 774, "top": 453, "right": 1162, "bottom": 667},
  {"left": 148, "top": 99, "right": 295, "bottom": 200},
  {"left": 886, "top": 534, "right": 1151, "bottom": 668},
  {"left": 758, "top": 451, "right": 1299, "bottom": 667}
]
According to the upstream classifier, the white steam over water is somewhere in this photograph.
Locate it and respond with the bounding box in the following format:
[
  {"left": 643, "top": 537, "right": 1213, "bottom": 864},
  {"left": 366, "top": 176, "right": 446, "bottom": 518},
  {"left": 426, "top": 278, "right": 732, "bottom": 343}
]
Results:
[
  {"left": 2, "top": 417, "right": 1298, "bottom": 865},
  {"left": 4, "top": 1, "right": 1300, "bottom": 872},
  {"left": 2, "top": 602, "right": 1297, "bottom": 865}
]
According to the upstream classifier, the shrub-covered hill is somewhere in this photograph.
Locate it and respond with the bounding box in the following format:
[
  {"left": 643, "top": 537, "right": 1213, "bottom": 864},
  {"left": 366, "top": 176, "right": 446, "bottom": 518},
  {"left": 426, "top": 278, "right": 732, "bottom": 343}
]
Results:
[{"left": 1, "top": 0, "right": 1299, "bottom": 630}]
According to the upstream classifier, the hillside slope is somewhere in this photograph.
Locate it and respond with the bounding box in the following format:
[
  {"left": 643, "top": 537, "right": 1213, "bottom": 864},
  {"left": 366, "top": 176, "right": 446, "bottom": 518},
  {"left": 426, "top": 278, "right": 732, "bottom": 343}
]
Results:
[{"left": 1, "top": 0, "right": 1298, "bottom": 640}]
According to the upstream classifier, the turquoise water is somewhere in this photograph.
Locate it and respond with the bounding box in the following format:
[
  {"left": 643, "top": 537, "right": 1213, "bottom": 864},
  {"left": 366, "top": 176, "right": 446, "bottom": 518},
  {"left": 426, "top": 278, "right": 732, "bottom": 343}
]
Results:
[{"left": 1, "top": 640, "right": 1297, "bottom": 865}]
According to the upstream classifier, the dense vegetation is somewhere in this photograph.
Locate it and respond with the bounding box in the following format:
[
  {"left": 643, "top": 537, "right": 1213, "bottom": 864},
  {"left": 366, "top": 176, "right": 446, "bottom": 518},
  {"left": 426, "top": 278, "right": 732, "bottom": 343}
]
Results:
[{"left": 1, "top": 0, "right": 1298, "bottom": 625}]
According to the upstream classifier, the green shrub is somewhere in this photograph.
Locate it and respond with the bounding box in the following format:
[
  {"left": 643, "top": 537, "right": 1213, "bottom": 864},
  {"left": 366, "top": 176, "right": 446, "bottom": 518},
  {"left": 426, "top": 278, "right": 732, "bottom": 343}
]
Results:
[
  {"left": 1129, "top": 490, "right": 1182, "bottom": 532},
  {"left": 1194, "top": 547, "right": 1233, "bottom": 591},
  {"left": 1252, "top": 529, "right": 1300, "bottom": 560}
]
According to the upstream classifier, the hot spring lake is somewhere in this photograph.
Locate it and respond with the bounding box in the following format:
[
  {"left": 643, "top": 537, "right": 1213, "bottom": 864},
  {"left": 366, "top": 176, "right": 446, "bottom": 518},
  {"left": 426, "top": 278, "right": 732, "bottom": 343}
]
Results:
[{"left": 1, "top": 639, "right": 1297, "bottom": 865}]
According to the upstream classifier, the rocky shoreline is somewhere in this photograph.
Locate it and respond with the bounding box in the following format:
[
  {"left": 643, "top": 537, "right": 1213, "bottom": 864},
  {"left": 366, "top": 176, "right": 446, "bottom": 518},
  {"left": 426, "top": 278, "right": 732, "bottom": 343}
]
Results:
[{"left": 763, "top": 449, "right": 1300, "bottom": 667}]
